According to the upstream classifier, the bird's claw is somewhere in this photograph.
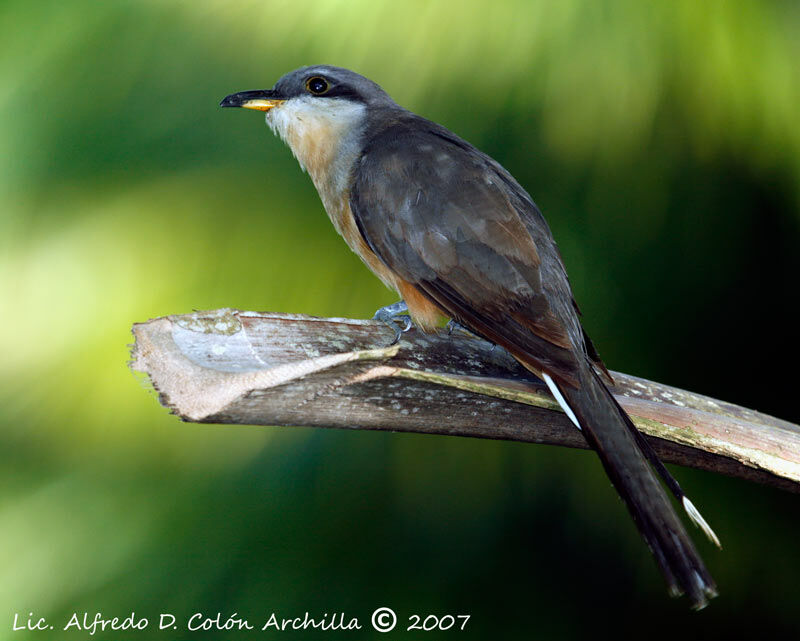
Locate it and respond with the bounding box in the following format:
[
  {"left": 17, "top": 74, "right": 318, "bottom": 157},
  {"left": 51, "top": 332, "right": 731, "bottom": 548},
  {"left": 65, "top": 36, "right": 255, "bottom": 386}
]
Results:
[
  {"left": 373, "top": 301, "right": 413, "bottom": 345},
  {"left": 446, "top": 318, "right": 470, "bottom": 336},
  {"left": 446, "top": 319, "right": 480, "bottom": 340},
  {"left": 445, "top": 319, "right": 498, "bottom": 351}
]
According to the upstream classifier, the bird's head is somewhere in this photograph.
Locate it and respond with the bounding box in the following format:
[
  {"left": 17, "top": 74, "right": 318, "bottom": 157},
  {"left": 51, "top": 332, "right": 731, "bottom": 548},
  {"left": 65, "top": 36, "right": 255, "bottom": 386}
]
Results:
[{"left": 220, "top": 66, "right": 396, "bottom": 179}]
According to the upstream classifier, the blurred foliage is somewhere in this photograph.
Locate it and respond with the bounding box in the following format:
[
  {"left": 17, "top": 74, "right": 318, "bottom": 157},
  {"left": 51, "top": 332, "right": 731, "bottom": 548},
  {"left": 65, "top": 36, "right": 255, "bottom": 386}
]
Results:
[{"left": 1, "top": 0, "right": 799, "bottom": 638}]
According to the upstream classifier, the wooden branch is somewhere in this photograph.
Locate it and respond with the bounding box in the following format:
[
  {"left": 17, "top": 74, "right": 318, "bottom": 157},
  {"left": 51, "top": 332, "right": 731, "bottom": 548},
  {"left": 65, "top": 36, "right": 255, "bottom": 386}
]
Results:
[{"left": 130, "top": 309, "right": 800, "bottom": 492}]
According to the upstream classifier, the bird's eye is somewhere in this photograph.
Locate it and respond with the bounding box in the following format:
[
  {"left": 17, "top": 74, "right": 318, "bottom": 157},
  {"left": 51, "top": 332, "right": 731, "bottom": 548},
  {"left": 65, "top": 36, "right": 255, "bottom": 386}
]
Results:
[{"left": 305, "top": 76, "right": 329, "bottom": 95}]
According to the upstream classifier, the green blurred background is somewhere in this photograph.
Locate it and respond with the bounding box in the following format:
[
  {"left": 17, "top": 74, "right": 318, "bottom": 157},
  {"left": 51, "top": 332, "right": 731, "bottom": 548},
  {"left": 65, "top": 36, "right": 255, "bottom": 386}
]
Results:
[{"left": 2, "top": 0, "right": 799, "bottom": 638}]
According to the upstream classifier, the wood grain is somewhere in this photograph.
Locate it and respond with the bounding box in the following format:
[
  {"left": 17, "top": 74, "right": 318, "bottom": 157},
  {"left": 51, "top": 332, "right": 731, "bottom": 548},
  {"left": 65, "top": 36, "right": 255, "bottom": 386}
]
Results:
[{"left": 130, "top": 309, "right": 800, "bottom": 492}]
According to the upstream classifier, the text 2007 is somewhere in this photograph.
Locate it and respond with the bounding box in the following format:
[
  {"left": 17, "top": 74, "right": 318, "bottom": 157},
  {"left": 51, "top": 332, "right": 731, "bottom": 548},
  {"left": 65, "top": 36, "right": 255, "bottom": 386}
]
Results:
[{"left": 407, "top": 614, "right": 470, "bottom": 631}]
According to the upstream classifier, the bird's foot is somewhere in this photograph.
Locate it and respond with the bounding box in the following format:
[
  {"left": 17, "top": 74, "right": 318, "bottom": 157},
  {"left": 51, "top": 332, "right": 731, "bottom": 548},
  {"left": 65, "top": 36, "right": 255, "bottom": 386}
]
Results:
[
  {"left": 446, "top": 319, "right": 497, "bottom": 350},
  {"left": 446, "top": 319, "right": 477, "bottom": 338},
  {"left": 373, "top": 301, "right": 413, "bottom": 345}
]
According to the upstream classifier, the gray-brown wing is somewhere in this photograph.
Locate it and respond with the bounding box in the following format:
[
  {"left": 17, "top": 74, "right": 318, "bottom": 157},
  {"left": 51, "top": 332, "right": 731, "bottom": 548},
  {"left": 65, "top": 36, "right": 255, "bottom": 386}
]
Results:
[{"left": 350, "top": 120, "right": 586, "bottom": 386}]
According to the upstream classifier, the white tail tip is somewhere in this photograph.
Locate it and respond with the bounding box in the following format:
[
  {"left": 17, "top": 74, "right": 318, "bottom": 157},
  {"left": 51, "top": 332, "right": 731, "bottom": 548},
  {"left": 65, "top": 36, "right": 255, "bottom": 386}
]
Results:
[
  {"left": 542, "top": 373, "right": 581, "bottom": 430},
  {"left": 682, "top": 496, "right": 722, "bottom": 549}
]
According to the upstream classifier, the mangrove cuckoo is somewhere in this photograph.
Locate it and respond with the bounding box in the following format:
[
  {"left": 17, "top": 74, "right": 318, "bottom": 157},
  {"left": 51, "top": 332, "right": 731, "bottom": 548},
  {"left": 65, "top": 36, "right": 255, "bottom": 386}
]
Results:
[{"left": 221, "top": 65, "right": 720, "bottom": 608}]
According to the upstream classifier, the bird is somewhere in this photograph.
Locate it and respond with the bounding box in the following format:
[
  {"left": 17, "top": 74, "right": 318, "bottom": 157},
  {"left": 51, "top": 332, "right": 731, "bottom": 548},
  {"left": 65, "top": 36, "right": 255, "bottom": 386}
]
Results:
[{"left": 220, "top": 65, "right": 720, "bottom": 608}]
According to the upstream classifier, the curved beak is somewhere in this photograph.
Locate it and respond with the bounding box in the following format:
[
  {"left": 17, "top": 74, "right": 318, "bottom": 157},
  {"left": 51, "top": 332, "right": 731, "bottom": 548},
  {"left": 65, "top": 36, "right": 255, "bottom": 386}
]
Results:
[{"left": 219, "top": 89, "right": 285, "bottom": 112}]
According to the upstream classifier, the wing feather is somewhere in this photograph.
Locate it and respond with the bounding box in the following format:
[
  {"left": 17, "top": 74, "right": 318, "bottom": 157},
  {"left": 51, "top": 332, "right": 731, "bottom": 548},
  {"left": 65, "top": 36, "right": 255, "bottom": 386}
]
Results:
[{"left": 350, "top": 117, "right": 589, "bottom": 385}]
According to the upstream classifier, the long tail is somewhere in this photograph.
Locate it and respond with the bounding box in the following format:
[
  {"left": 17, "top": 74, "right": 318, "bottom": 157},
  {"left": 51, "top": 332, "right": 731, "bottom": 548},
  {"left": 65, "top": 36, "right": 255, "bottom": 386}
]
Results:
[{"left": 543, "top": 360, "right": 719, "bottom": 609}]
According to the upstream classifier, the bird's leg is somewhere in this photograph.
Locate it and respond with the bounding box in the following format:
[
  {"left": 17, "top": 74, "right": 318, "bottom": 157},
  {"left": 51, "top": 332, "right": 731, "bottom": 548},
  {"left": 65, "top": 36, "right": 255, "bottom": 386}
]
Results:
[
  {"left": 446, "top": 318, "right": 478, "bottom": 338},
  {"left": 446, "top": 319, "right": 497, "bottom": 350},
  {"left": 373, "top": 300, "right": 413, "bottom": 345}
]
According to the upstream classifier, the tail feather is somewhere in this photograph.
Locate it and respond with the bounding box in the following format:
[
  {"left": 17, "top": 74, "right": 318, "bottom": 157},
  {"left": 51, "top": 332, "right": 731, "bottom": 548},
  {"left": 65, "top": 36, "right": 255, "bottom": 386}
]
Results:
[
  {"left": 553, "top": 360, "right": 718, "bottom": 609},
  {"left": 542, "top": 373, "right": 580, "bottom": 430},
  {"left": 683, "top": 497, "right": 722, "bottom": 549},
  {"left": 595, "top": 378, "right": 722, "bottom": 549}
]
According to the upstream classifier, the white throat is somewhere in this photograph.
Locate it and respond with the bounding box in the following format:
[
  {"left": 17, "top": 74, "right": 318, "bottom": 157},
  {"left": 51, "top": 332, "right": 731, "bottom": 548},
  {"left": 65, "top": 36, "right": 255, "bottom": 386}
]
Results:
[{"left": 265, "top": 96, "right": 367, "bottom": 210}]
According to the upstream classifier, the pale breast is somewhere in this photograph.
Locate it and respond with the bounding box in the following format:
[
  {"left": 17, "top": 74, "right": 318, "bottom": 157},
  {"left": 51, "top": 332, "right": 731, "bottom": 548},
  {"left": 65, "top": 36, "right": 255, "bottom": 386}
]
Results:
[
  {"left": 266, "top": 96, "right": 445, "bottom": 331},
  {"left": 330, "top": 196, "right": 401, "bottom": 290}
]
